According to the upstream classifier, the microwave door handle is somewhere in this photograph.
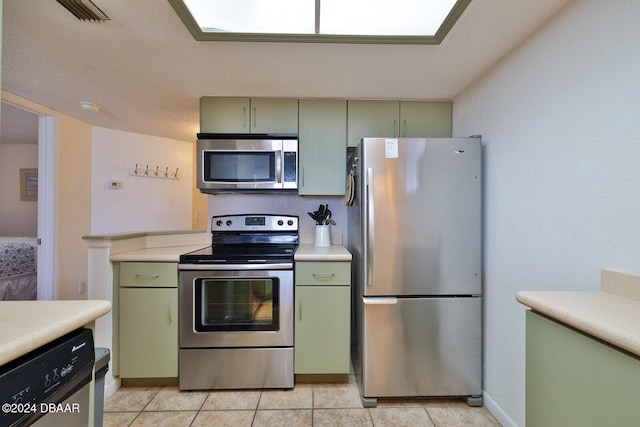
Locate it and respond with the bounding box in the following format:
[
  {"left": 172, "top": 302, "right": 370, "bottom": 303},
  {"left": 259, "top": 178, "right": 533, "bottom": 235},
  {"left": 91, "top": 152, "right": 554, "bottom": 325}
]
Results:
[{"left": 275, "top": 150, "right": 283, "bottom": 183}]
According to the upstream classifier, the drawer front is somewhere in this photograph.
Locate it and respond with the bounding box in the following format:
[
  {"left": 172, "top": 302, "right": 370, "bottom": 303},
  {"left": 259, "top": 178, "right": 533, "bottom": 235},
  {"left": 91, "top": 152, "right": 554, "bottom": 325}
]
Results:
[
  {"left": 120, "top": 262, "right": 177, "bottom": 288},
  {"left": 295, "top": 262, "right": 350, "bottom": 286}
]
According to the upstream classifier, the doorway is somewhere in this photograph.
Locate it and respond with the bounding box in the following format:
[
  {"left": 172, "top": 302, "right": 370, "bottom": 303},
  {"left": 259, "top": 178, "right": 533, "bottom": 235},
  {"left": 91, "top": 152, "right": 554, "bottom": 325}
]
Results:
[{"left": 0, "top": 98, "right": 56, "bottom": 300}]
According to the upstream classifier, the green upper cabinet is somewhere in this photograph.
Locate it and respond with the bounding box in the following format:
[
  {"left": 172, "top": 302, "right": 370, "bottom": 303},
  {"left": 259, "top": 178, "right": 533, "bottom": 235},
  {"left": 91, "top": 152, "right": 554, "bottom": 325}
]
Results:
[
  {"left": 200, "top": 97, "right": 298, "bottom": 134},
  {"left": 298, "top": 99, "right": 347, "bottom": 196},
  {"left": 399, "top": 100, "right": 452, "bottom": 138},
  {"left": 200, "top": 97, "right": 249, "bottom": 133},
  {"left": 347, "top": 100, "right": 399, "bottom": 147},
  {"left": 347, "top": 100, "right": 452, "bottom": 147},
  {"left": 250, "top": 98, "right": 299, "bottom": 134}
]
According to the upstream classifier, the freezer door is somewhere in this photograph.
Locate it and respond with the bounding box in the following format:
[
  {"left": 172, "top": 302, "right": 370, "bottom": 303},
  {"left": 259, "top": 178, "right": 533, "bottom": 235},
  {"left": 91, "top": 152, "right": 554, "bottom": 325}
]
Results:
[
  {"left": 360, "top": 296, "right": 482, "bottom": 398},
  {"left": 361, "top": 137, "right": 481, "bottom": 296}
]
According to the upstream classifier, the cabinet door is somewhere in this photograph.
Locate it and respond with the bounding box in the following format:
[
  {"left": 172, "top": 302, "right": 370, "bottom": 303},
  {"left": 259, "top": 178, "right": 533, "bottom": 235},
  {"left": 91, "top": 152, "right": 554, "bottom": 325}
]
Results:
[
  {"left": 347, "top": 100, "right": 399, "bottom": 147},
  {"left": 526, "top": 311, "right": 640, "bottom": 427},
  {"left": 250, "top": 98, "right": 299, "bottom": 134},
  {"left": 295, "top": 285, "right": 351, "bottom": 374},
  {"left": 399, "top": 101, "right": 452, "bottom": 138},
  {"left": 200, "top": 97, "right": 250, "bottom": 133},
  {"left": 119, "top": 288, "right": 178, "bottom": 378},
  {"left": 298, "top": 99, "right": 347, "bottom": 195}
]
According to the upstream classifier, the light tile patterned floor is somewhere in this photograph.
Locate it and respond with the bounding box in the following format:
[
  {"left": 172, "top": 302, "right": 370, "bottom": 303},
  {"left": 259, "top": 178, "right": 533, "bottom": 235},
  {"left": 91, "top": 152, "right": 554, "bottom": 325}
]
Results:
[{"left": 104, "top": 374, "right": 501, "bottom": 427}]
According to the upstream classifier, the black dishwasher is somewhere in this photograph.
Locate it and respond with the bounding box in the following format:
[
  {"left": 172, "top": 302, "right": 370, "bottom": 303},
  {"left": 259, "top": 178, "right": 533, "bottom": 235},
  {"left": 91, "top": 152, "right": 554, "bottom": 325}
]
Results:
[{"left": 0, "top": 328, "right": 95, "bottom": 427}]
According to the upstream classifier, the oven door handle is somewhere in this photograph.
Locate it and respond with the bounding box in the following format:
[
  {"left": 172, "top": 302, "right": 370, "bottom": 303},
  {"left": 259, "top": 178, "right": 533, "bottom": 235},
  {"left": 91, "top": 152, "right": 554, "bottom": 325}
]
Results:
[{"left": 179, "top": 263, "right": 294, "bottom": 271}]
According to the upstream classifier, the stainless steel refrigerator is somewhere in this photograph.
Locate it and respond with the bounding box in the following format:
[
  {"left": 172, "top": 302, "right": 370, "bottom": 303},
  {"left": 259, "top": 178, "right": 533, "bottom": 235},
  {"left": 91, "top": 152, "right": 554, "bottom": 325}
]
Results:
[{"left": 347, "top": 137, "right": 483, "bottom": 408}]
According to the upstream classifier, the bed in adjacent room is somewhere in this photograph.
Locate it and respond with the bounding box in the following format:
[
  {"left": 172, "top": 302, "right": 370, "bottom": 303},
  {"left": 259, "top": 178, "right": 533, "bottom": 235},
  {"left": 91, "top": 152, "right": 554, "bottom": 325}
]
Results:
[{"left": 0, "top": 237, "right": 37, "bottom": 300}]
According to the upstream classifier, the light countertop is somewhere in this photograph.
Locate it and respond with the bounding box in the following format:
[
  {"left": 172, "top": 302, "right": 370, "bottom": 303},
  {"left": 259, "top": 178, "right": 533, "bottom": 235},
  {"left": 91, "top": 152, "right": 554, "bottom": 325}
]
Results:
[
  {"left": 517, "top": 269, "right": 640, "bottom": 357},
  {"left": 109, "top": 243, "right": 352, "bottom": 263},
  {"left": 294, "top": 244, "right": 352, "bottom": 262},
  {"left": 0, "top": 300, "right": 112, "bottom": 366},
  {"left": 109, "top": 244, "right": 208, "bottom": 262}
]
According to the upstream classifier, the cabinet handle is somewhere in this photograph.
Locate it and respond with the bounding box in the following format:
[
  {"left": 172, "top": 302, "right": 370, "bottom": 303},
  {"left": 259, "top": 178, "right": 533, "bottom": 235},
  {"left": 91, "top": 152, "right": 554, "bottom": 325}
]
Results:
[
  {"left": 253, "top": 107, "right": 257, "bottom": 128},
  {"left": 312, "top": 272, "right": 336, "bottom": 280},
  {"left": 298, "top": 297, "right": 302, "bottom": 320},
  {"left": 403, "top": 119, "right": 407, "bottom": 137},
  {"left": 169, "top": 299, "right": 173, "bottom": 323},
  {"left": 393, "top": 119, "right": 397, "bottom": 137},
  {"left": 135, "top": 274, "right": 160, "bottom": 279},
  {"left": 242, "top": 107, "right": 247, "bottom": 128}
]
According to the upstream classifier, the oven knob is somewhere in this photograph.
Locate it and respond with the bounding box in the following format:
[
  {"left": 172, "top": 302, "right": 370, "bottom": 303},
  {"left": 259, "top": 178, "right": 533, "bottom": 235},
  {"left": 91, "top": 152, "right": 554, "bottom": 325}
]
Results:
[
  {"left": 226, "top": 220, "right": 233, "bottom": 226},
  {"left": 277, "top": 220, "right": 284, "bottom": 226},
  {"left": 216, "top": 220, "right": 223, "bottom": 227},
  {"left": 288, "top": 220, "right": 294, "bottom": 226}
]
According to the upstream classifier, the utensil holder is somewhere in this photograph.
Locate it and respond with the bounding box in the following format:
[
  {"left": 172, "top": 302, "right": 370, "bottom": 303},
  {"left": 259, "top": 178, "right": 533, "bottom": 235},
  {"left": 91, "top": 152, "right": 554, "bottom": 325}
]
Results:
[{"left": 314, "top": 225, "right": 331, "bottom": 247}]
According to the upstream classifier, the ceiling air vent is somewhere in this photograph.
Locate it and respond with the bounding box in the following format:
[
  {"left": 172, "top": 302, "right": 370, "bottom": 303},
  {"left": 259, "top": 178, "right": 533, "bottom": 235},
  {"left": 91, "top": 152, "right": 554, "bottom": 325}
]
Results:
[{"left": 56, "top": 0, "right": 110, "bottom": 22}]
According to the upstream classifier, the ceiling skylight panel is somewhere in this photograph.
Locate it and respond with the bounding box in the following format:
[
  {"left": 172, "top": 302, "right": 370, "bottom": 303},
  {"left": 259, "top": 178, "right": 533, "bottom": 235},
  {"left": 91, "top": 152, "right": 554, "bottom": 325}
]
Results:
[
  {"left": 319, "top": 0, "right": 458, "bottom": 36},
  {"left": 171, "top": 0, "right": 471, "bottom": 44},
  {"left": 183, "top": 0, "right": 314, "bottom": 34}
]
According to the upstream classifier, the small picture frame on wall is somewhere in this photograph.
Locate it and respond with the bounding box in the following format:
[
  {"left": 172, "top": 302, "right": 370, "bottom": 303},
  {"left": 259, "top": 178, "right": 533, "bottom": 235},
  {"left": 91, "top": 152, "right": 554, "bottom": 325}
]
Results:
[{"left": 20, "top": 168, "right": 38, "bottom": 201}]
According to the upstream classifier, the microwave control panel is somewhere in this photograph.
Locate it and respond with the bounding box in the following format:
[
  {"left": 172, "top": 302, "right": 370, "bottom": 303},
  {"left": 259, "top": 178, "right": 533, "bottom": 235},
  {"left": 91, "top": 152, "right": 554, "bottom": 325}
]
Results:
[{"left": 283, "top": 152, "right": 297, "bottom": 183}]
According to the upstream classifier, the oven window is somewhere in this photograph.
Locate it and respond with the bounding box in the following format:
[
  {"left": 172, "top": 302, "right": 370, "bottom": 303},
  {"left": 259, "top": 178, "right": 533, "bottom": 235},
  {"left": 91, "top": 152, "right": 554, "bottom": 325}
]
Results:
[
  {"left": 195, "top": 278, "right": 279, "bottom": 331},
  {"left": 204, "top": 151, "right": 275, "bottom": 182}
]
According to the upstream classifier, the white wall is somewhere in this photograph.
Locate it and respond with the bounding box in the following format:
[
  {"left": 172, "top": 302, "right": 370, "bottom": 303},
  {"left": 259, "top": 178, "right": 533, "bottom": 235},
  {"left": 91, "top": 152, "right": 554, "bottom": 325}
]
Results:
[
  {"left": 91, "top": 127, "right": 194, "bottom": 234},
  {"left": 452, "top": 1, "right": 640, "bottom": 426},
  {"left": 0, "top": 144, "right": 38, "bottom": 236}
]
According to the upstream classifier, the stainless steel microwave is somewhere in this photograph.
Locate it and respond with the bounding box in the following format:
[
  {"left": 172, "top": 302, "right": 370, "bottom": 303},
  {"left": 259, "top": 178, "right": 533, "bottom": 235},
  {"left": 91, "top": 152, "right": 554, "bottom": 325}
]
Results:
[{"left": 197, "top": 134, "right": 298, "bottom": 193}]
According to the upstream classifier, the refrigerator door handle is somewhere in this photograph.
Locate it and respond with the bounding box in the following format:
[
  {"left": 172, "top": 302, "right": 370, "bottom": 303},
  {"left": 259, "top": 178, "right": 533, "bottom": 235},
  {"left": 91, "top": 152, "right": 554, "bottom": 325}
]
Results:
[
  {"left": 363, "top": 297, "right": 398, "bottom": 305},
  {"left": 366, "top": 167, "right": 375, "bottom": 287}
]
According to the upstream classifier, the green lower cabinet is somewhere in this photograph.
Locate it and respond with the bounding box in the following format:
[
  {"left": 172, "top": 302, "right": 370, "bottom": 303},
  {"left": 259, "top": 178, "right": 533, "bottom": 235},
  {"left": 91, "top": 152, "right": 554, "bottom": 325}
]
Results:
[
  {"left": 119, "top": 287, "right": 178, "bottom": 378},
  {"left": 295, "top": 285, "right": 351, "bottom": 374},
  {"left": 526, "top": 311, "right": 640, "bottom": 427}
]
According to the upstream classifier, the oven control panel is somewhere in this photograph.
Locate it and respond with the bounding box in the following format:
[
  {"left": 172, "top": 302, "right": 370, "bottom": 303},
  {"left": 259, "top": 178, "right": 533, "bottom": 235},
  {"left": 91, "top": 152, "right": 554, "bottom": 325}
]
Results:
[{"left": 211, "top": 215, "right": 298, "bottom": 232}]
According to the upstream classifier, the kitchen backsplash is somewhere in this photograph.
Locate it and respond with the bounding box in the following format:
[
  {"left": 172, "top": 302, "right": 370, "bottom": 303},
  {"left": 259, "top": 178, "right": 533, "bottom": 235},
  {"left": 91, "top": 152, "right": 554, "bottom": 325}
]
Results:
[{"left": 207, "top": 193, "right": 348, "bottom": 237}]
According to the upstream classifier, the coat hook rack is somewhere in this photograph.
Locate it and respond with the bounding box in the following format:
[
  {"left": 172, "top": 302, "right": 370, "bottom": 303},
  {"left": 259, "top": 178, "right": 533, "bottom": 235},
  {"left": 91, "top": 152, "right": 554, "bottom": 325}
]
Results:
[{"left": 128, "top": 164, "right": 181, "bottom": 180}]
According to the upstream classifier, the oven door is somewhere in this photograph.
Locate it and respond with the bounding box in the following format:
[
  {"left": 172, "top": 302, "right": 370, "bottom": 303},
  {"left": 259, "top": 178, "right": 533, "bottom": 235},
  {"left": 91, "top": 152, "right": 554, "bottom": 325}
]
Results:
[{"left": 179, "top": 267, "right": 293, "bottom": 348}]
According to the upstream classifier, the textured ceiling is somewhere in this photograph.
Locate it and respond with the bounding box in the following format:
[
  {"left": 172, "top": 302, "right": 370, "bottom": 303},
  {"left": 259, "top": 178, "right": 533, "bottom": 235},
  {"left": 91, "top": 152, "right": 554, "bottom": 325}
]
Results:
[{"left": 1, "top": 0, "right": 571, "bottom": 143}]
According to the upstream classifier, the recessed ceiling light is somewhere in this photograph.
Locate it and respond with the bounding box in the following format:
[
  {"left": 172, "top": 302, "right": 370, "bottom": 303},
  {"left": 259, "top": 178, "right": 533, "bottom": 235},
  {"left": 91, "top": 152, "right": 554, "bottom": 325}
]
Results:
[{"left": 79, "top": 101, "right": 101, "bottom": 112}]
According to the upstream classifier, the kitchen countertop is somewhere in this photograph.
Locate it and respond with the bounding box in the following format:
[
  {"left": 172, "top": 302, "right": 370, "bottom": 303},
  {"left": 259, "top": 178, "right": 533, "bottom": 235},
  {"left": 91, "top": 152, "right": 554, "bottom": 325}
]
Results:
[
  {"left": 0, "top": 300, "right": 112, "bottom": 366},
  {"left": 109, "top": 243, "right": 352, "bottom": 263},
  {"left": 109, "top": 244, "right": 208, "bottom": 262},
  {"left": 516, "top": 269, "right": 640, "bottom": 357},
  {"left": 294, "top": 244, "right": 352, "bottom": 262}
]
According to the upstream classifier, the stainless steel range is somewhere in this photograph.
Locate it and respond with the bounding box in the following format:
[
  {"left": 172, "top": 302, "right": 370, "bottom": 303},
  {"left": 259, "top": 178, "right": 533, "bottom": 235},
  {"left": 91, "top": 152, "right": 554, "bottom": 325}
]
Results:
[{"left": 178, "top": 214, "right": 298, "bottom": 390}]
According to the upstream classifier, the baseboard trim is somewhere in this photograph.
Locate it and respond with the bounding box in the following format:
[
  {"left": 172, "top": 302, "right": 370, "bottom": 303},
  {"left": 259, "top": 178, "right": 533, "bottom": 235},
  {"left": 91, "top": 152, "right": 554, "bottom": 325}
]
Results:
[{"left": 482, "top": 391, "right": 520, "bottom": 427}]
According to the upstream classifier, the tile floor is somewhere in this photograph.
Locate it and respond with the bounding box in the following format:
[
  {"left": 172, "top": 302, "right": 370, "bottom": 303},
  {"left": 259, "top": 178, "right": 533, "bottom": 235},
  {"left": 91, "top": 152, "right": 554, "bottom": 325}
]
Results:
[{"left": 104, "top": 374, "right": 502, "bottom": 427}]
